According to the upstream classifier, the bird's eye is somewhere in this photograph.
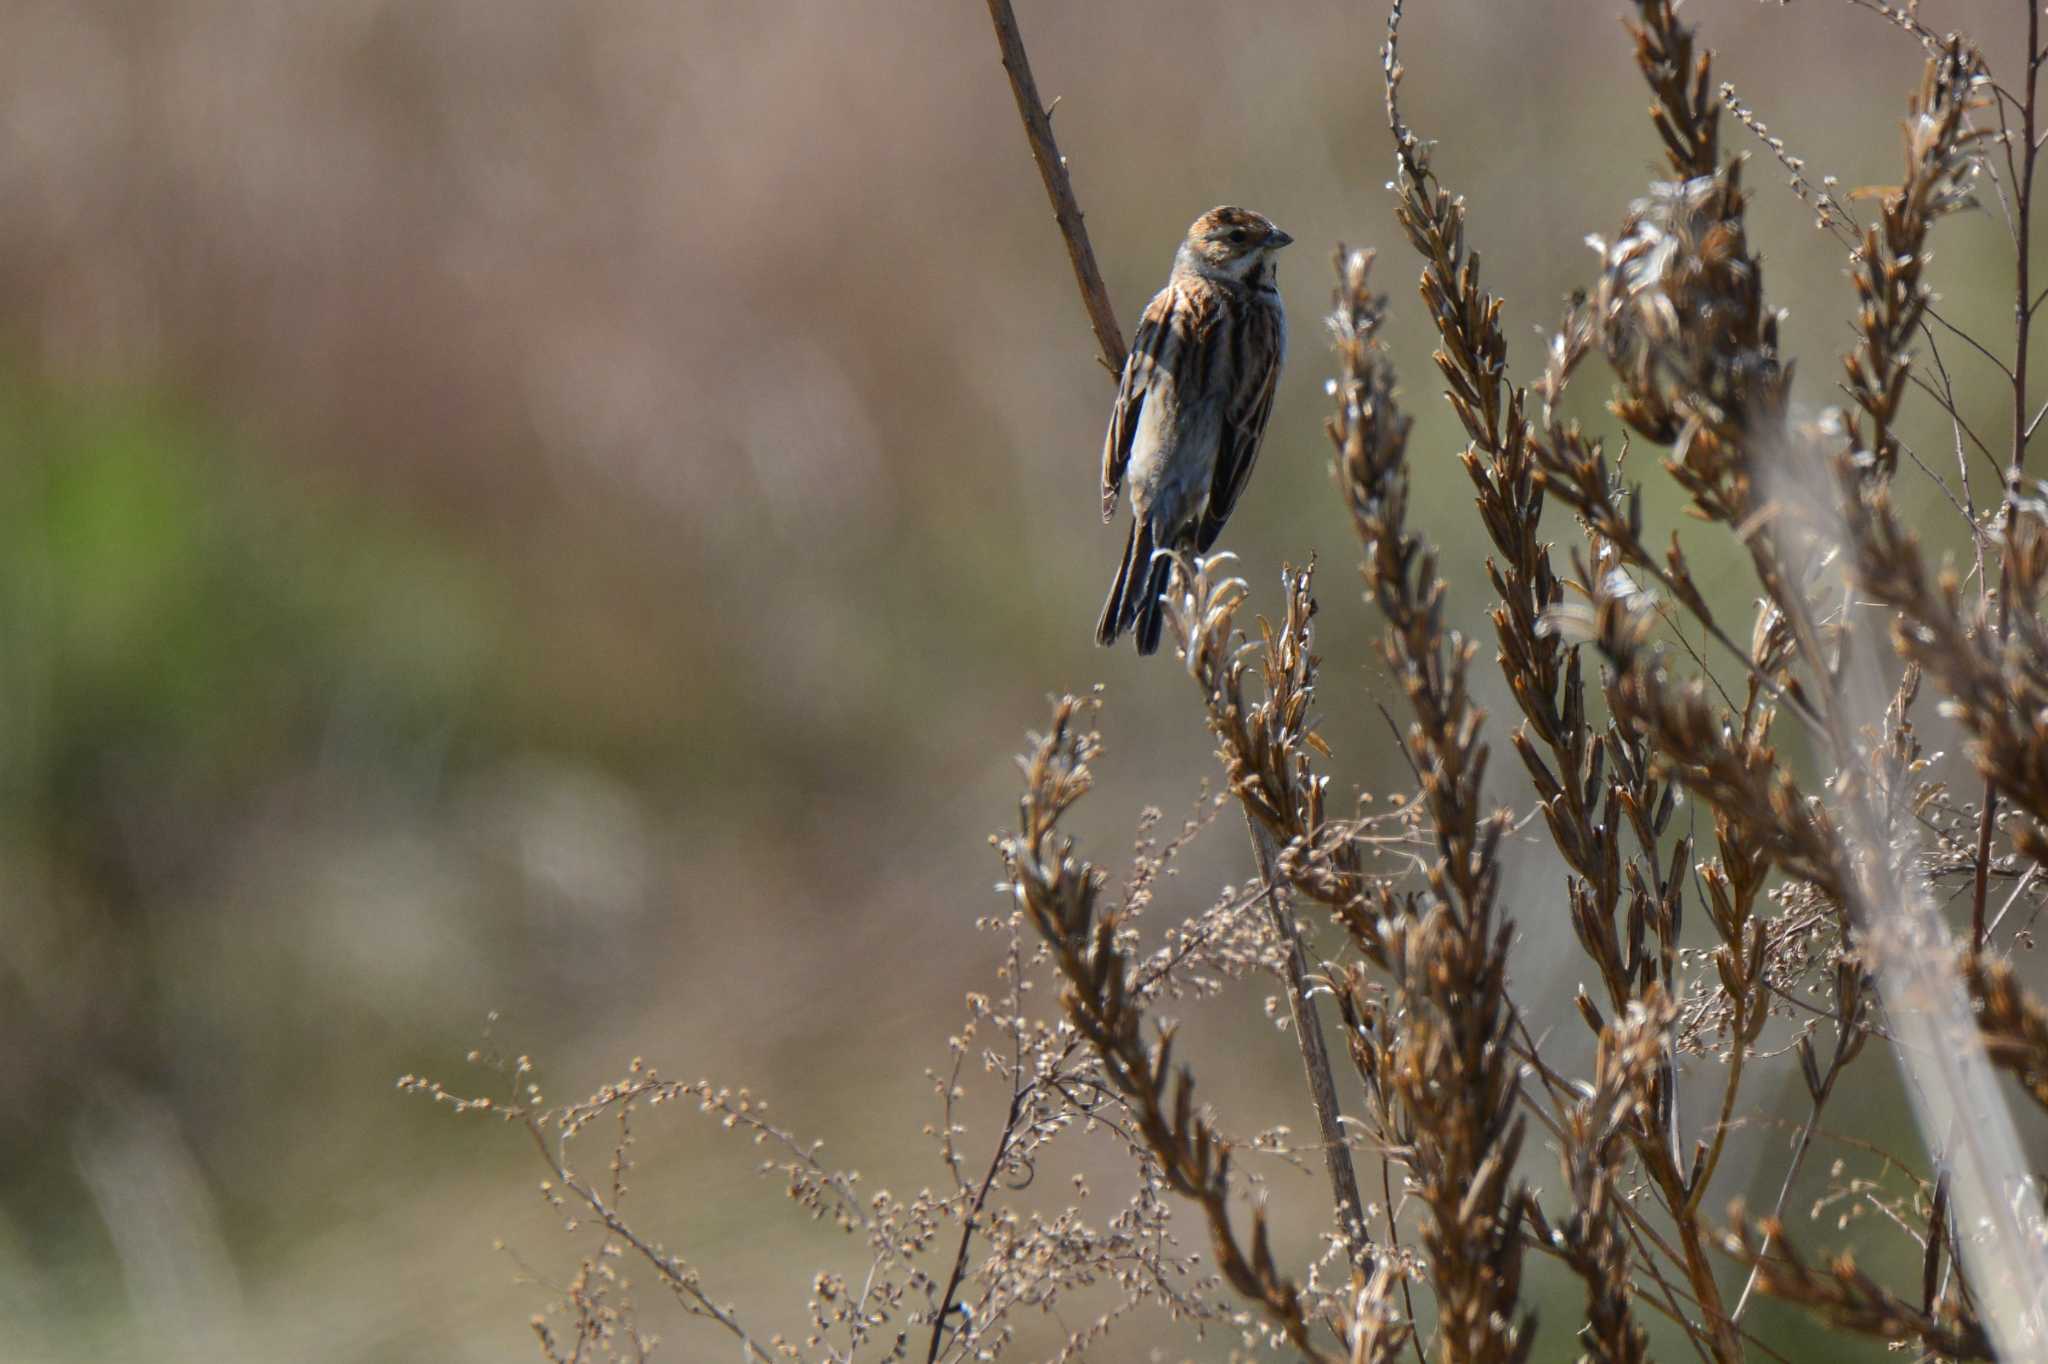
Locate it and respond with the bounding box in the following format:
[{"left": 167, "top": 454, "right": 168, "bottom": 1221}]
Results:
[{"left": 1228, "top": 228, "right": 1249, "bottom": 244}]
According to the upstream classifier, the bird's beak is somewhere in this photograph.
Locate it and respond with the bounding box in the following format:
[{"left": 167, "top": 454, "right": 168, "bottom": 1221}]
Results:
[{"left": 1268, "top": 227, "right": 1294, "bottom": 249}]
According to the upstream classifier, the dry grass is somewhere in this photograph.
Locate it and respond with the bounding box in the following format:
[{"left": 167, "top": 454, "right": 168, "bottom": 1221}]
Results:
[{"left": 408, "top": 1, "right": 2048, "bottom": 1359}]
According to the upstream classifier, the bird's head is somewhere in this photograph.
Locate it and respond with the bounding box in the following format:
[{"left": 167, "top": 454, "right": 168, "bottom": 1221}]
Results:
[{"left": 1181, "top": 206, "right": 1293, "bottom": 281}]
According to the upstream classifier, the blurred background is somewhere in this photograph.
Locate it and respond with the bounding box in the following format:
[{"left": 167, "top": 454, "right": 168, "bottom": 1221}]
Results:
[{"left": 0, "top": 1, "right": 2030, "bottom": 1359}]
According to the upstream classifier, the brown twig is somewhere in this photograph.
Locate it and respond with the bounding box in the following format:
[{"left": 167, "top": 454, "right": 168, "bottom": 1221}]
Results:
[
  {"left": 522, "top": 1113, "right": 778, "bottom": 1364},
  {"left": 1246, "top": 812, "right": 1373, "bottom": 1270},
  {"left": 924, "top": 1058, "right": 1030, "bottom": 1363},
  {"left": 1722, "top": 1209, "right": 1995, "bottom": 1360},
  {"left": 1973, "top": 0, "right": 2044, "bottom": 952},
  {"left": 983, "top": 0, "right": 1126, "bottom": 377}
]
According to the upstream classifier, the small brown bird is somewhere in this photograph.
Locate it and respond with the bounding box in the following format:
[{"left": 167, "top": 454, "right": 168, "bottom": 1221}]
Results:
[{"left": 1097, "top": 206, "right": 1291, "bottom": 654}]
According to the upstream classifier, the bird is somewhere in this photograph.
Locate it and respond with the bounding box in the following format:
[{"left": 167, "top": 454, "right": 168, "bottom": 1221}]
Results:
[{"left": 1096, "top": 205, "right": 1292, "bottom": 655}]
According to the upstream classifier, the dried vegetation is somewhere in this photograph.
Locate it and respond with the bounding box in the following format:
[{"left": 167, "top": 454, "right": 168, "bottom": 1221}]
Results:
[{"left": 408, "top": 1, "right": 2048, "bottom": 1358}]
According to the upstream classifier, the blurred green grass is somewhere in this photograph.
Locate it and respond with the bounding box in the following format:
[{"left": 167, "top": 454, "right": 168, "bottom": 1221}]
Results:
[{"left": 0, "top": 389, "right": 501, "bottom": 811}]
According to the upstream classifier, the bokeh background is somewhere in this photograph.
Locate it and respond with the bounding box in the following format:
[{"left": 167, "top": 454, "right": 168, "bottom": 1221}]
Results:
[{"left": 0, "top": 2, "right": 2032, "bottom": 1360}]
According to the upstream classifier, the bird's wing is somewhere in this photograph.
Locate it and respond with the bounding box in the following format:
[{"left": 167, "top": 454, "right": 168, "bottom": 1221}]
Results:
[
  {"left": 1100, "top": 288, "right": 1178, "bottom": 522},
  {"left": 1194, "top": 303, "right": 1283, "bottom": 553}
]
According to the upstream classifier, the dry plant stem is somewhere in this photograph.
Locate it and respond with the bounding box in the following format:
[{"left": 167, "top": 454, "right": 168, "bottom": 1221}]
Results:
[
  {"left": 1385, "top": 0, "right": 1690, "bottom": 1139},
  {"left": 1246, "top": 811, "right": 1372, "bottom": 1268},
  {"left": 1388, "top": 23, "right": 1688, "bottom": 1346},
  {"left": 1729, "top": 1009, "right": 1857, "bottom": 1322},
  {"left": 1609, "top": 1209, "right": 1723, "bottom": 1364},
  {"left": 1586, "top": 566, "right": 1826, "bottom": 1359},
  {"left": 1816, "top": 691, "right": 2048, "bottom": 1348},
  {"left": 1838, "top": 39, "right": 1993, "bottom": 490},
  {"left": 1537, "top": 995, "right": 1669, "bottom": 1364},
  {"left": 923, "top": 897, "right": 1078, "bottom": 1362},
  {"left": 1964, "top": 951, "right": 2048, "bottom": 1111},
  {"left": 1822, "top": 37, "right": 1992, "bottom": 1084},
  {"left": 1000, "top": 698, "right": 1343, "bottom": 1363},
  {"left": 983, "top": 0, "right": 1125, "bottom": 375},
  {"left": 1973, "top": 0, "right": 2043, "bottom": 952},
  {"left": 1594, "top": 0, "right": 1847, "bottom": 760},
  {"left": 1390, "top": 4, "right": 1742, "bottom": 1359},
  {"left": 1388, "top": 6, "right": 1780, "bottom": 1355},
  {"left": 1728, "top": 26, "right": 1982, "bottom": 1253},
  {"left": 1522, "top": 1210, "right": 1805, "bottom": 1364},
  {"left": 1968, "top": 782, "right": 1998, "bottom": 952},
  {"left": 930, "top": 880, "right": 1290, "bottom": 1359},
  {"left": 521, "top": 1114, "right": 776, "bottom": 1364},
  {"left": 1169, "top": 560, "right": 1400, "bottom": 1291},
  {"left": 1575, "top": 5, "right": 1862, "bottom": 1358},
  {"left": 984, "top": 0, "right": 1373, "bottom": 1281},
  {"left": 1722, "top": 1212, "right": 1995, "bottom": 1360},
  {"left": 1328, "top": 240, "right": 1532, "bottom": 1363},
  {"left": 1379, "top": 1156, "right": 1428, "bottom": 1364},
  {"left": 1839, "top": 83, "right": 2048, "bottom": 1266},
  {"left": 923, "top": 1069, "right": 1029, "bottom": 1364}
]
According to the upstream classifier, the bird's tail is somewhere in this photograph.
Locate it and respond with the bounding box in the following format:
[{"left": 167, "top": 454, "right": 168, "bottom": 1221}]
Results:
[
  {"left": 1133, "top": 542, "right": 1173, "bottom": 656},
  {"left": 1096, "top": 521, "right": 1174, "bottom": 655},
  {"left": 1096, "top": 520, "right": 1145, "bottom": 647}
]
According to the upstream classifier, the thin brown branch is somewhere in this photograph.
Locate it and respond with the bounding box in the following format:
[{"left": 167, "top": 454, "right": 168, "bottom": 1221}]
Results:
[
  {"left": 1245, "top": 813, "right": 1373, "bottom": 1271},
  {"left": 983, "top": 0, "right": 1126, "bottom": 377},
  {"left": 522, "top": 1114, "right": 778, "bottom": 1364},
  {"left": 1723, "top": 1210, "right": 1995, "bottom": 1360},
  {"left": 1976, "top": 0, "right": 2045, "bottom": 952},
  {"left": 925, "top": 1069, "right": 1030, "bottom": 1363}
]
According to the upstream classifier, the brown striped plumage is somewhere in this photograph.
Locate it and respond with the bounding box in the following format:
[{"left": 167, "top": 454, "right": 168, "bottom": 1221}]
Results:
[{"left": 1097, "top": 207, "right": 1291, "bottom": 654}]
